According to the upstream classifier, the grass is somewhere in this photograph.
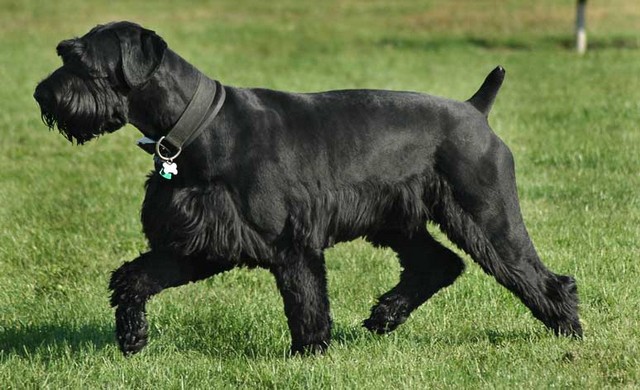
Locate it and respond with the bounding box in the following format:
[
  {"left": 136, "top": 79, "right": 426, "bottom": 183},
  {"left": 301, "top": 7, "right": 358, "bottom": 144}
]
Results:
[{"left": 1, "top": 0, "right": 639, "bottom": 387}]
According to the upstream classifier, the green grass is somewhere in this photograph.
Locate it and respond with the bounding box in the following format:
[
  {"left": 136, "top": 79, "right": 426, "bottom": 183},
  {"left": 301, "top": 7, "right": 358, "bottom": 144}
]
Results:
[{"left": 1, "top": 0, "right": 639, "bottom": 387}]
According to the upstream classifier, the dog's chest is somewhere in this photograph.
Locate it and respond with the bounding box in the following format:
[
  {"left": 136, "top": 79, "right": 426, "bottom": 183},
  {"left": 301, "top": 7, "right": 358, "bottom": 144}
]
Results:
[{"left": 141, "top": 177, "right": 271, "bottom": 260}]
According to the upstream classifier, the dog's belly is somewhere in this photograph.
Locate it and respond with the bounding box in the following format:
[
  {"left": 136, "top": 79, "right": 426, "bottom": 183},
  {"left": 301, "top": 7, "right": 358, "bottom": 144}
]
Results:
[
  {"left": 233, "top": 166, "right": 433, "bottom": 251},
  {"left": 141, "top": 171, "right": 431, "bottom": 262}
]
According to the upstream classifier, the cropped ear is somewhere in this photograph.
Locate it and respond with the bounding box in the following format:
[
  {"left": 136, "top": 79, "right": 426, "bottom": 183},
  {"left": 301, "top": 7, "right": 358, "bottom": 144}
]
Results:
[{"left": 116, "top": 26, "right": 167, "bottom": 88}]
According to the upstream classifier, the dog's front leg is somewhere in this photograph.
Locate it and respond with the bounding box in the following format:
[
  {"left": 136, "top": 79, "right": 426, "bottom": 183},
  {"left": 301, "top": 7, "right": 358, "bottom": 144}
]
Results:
[
  {"left": 271, "top": 248, "right": 332, "bottom": 355},
  {"left": 109, "top": 251, "right": 235, "bottom": 355}
]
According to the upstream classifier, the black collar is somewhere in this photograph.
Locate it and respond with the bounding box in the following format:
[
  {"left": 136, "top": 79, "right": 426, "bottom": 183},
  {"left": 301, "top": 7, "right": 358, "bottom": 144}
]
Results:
[{"left": 137, "top": 73, "right": 226, "bottom": 158}]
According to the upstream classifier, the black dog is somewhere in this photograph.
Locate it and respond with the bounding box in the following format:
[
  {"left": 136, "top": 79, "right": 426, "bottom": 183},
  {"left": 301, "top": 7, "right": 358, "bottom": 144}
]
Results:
[{"left": 34, "top": 21, "right": 582, "bottom": 355}]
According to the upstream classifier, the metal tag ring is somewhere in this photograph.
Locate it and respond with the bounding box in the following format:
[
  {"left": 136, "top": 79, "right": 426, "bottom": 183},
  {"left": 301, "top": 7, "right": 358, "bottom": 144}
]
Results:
[{"left": 155, "top": 136, "right": 182, "bottom": 161}]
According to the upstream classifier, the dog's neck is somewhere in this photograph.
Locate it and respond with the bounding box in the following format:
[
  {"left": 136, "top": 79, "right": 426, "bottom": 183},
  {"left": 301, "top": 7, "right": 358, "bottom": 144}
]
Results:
[
  {"left": 127, "top": 49, "right": 205, "bottom": 139},
  {"left": 126, "top": 50, "right": 230, "bottom": 182}
]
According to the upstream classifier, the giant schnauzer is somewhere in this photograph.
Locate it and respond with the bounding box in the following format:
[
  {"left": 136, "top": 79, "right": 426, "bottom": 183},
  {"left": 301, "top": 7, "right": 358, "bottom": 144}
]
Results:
[{"left": 34, "top": 21, "right": 582, "bottom": 356}]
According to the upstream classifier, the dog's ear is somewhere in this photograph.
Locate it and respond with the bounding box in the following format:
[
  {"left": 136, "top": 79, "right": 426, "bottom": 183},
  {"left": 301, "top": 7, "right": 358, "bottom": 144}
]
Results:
[{"left": 116, "top": 26, "right": 167, "bottom": 88}]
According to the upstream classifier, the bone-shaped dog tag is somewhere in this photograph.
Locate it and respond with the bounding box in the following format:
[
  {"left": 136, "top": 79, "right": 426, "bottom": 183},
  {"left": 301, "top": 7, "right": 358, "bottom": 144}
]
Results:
[{"left": 159, "top": 161, "right": 178, "bottom": 180}]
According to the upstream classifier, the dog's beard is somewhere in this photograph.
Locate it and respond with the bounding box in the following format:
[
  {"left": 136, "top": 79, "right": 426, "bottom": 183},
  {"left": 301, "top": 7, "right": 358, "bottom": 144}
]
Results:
[{"left": 36, "top": 69, "right": 128, "bottom": 144}]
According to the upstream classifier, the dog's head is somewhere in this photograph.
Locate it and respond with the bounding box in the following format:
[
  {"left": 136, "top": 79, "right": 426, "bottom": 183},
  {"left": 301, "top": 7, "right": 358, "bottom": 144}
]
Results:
[{"left": 34, "top": 21, "right": 167, "bottom": 143}]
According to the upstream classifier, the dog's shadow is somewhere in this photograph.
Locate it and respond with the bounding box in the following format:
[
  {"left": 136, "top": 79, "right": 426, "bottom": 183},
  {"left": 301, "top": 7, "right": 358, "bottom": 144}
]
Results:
[
  {"left": 0, "top": 314, "right": 369, "bottom": 360},
  {"left": 0, "top": 321, "right": 114, "bottom": 360},
  {"left": 0, "top": 317, "right": 540, "bottom": 360}
]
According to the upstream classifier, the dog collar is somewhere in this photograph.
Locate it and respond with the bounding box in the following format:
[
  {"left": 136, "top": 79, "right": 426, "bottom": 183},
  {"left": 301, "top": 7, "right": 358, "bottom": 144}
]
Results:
[
  {"left": 136, "top": 73, "right": 226, "bottom": 179},
  {"left": 160, "top": 73, "right": 226, "bottom": 154}
]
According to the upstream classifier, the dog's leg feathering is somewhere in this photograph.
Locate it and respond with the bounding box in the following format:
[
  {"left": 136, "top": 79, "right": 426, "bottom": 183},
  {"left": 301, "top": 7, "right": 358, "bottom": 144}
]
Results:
[
  {"left": 270, "top": 248, "right": 332, "bottom": 355},
  {"left": 434, "top": 137, "right": 582, "bottom": 337},
  {"left": 364, "top": 226, "right": 465, "bottom": 334},
  {"left": 109, "top": 251, "right": 235, "bottom": 355}
]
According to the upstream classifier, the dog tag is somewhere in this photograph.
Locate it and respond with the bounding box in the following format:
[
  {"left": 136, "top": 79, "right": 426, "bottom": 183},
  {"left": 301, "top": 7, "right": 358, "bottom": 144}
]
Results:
[{"left": 159, "top": 161, "right": 178, "bottom": 180}]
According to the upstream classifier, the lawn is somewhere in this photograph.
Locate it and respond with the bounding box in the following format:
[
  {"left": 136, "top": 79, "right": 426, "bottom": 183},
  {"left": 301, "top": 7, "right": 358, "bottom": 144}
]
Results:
[{"left": 1, "top": 0, "right": 639, "bottom": 388}]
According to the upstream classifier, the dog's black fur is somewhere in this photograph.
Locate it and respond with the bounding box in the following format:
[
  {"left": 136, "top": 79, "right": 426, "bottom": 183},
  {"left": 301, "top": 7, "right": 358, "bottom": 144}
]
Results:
[{"left": 34, "top": 21, "right": 582, "bottom": 356}]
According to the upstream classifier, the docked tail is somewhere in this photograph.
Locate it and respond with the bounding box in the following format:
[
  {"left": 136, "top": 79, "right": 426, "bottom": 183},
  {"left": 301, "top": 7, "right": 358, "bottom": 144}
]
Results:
[{"left": 467, "top": 66, "right": 505, "bottom": 117}]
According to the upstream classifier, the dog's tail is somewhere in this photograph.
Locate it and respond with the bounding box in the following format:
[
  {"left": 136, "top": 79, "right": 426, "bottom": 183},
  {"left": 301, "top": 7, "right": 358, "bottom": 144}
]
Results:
[{"left": 467, "top": 66, "right": 505, "bottom": 117}]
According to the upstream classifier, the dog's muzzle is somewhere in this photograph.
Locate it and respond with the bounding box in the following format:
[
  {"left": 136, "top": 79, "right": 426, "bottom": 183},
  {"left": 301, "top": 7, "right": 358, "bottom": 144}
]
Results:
[
  {"left": 33, "top": 81, "right": 59, "bottom": 124},
  {"left": 34, "top": 68, "right": 128, "bottom": 144}
]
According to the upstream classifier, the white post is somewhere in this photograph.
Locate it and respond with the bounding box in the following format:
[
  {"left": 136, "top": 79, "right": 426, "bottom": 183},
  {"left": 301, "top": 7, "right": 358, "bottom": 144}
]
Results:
[{"left": 576, "top": 0, "right": 587, "bottom": 54}]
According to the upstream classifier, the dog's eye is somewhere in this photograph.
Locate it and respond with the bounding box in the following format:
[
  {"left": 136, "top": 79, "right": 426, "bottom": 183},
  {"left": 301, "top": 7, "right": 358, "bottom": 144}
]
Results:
[
  {"left": 59, "top": 53, "right": 108, "bottom": 80},
  {"left": 59, "top": 49, "right": 87, "bottom": 71}
]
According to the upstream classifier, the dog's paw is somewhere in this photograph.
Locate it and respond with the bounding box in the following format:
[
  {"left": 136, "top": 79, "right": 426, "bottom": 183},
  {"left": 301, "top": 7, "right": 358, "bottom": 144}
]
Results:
[
  {"left": 540, "top": 311, "right": 583, "bottom": 339},
  {"left": 363, "top": 299, "right": 409, "bottom": 334},
  {"left": 543, "top": 274, "right": 583, "bottom": 339},
  {"left": 550, "top": 317, "right": 583, "bottom": 339},
  {"left": 115, "top": 305, "right": 149, "bottom": 356}
]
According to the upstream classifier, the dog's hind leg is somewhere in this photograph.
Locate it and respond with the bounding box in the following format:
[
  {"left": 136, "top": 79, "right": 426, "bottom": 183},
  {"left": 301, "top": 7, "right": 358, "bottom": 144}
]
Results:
[
  {"left": 435, "top": 134, "right": 582, "bottom": 337},
  {"left": 363, "top": 226, "right": 465, "bottom": 334},
  {"left": 109, "top": 251, "right": 234, "bottom": 355},
  {"left": 270, "top": 248, "right": 332, "bottom": 355}
]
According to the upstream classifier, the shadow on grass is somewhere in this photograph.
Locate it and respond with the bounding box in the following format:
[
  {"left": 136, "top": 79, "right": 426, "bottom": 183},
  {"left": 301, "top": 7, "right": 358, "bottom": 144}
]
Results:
[
  {"left": 154, "top": 312, "right": 286, "bottom": 359},
  {"left": 460, "top": 328, "right": 540, "bottom": 345},
  {"left": 155, "top": 314, "right": 373, "bottom": 358},
  {"left": 378, "top": 35, "right": 640, "bottom": 52},
  {"left": 335, "top": 322, "right": 542, "bottom": 348},
  {"left": 0, "top": 312, "right": 373, "bottom": 360},
  {"left": 0, "top": 322, "right": 114, "bottom": 360},
  {"left": 333, "top": 322, "right": 371, "bottom": 345},
  {"left": 410, "top": 327, "right": 544, "bottom": 347},
  {"left": 0, "top": 315, "right": 544, "bottom": 360},
  {"left": 163, "top": 313, "right": 543, "bottom": 357}
]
